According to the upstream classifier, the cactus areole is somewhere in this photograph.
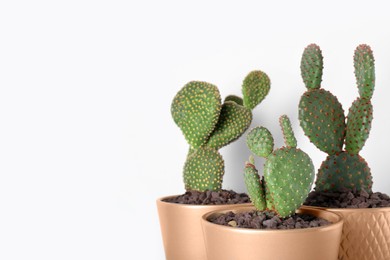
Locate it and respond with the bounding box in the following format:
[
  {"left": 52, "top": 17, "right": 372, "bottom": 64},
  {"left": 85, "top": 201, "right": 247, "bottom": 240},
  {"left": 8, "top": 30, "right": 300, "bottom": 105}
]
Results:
[
  {"left": 171, "top": 71, "right": 270, "bottom": 192},
  {"left": 298, "top": 44, "right": 375, "bottom": 193}
]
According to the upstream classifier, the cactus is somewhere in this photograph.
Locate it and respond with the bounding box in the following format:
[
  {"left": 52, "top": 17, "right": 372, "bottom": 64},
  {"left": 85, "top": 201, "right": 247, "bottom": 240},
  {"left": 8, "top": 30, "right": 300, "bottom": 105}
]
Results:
[
  {"left": 172, "top": 71, "right": 270, "bottom": 192},
  {"left": 244, "top": 115, "right": 315, "bottom": 217},
  {"left": 242, "top": 71, "right": 270, "bottom": 110},
  {"left": 298, "top": 44, "right": 374, "bottom": 192}
]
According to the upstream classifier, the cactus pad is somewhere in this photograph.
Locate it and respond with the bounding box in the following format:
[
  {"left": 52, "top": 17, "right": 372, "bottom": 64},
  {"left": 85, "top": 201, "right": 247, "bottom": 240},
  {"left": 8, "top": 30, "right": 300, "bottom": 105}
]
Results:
[
  {"left": 206, "top": 101, "right": 252, "bottom": 149},
  {"left": 300, "top": 44, "right": 323, "bottom": 90},
  {"left": 315, "top": 152, "right": 372, "bottom": 192},
  {"left": 246, "top": 127, "right": 274, "bottom": 158},
  {"left": 224, "top": 95, "right": 243, "bottom": 106},
  {"left": 171, "top": 81, "right": 221, "bottom": 148},
  {"left": 242, "top": 70, "right": 270, "bottom": 110},
  {"left": 244, "top": 162, "right": 266, "bottom": 211},
  {"left": 279, "top": 115, "right": 297, "bottom": 148},
  {"left": 345, "top": 98, "right": 373, "bottom": 154},
  {"left": 299, "top": 89, "right": 346, "bottom": 154},
  {"left": 183, "top": 147, "right": 224, "bottom": 191},
  {"left": 264, "top": 147, "right": 315, "bottom": 217},
  {"left": 354, "top": 44, "right": 375, "bottom": 99}
]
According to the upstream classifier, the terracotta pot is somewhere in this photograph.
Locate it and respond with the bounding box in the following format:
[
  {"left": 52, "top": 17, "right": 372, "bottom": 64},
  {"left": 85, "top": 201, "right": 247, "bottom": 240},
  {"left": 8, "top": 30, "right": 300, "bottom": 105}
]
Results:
[
  {"left": 302, "top": 205, "right": 390, "bottom": 260},
  {"left": 201, "top": 206, "right": 343, "bottom": 260},
  {"left": 156, "top": 195, "right": 250, "bottom": 260}
]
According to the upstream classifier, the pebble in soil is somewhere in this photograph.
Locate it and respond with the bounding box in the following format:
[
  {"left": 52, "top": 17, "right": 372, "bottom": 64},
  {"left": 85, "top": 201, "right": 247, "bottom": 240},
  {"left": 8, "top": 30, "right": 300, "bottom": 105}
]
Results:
[
  {"left": 304, "top": 188, "right": 390, "bottom": 208},
  {"left": 163, "top": 190, "right": 250, "bottom": 205},
  {"left": 208, "top": 210, "right": 330, "bottom": 230}
]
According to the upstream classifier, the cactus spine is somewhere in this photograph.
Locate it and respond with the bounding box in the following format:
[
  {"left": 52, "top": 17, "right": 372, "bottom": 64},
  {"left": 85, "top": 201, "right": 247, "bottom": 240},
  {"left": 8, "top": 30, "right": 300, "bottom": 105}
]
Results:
[
  {"left": 172, "top": 71, "right": 270, "bottom": 191},
  {"left": 244, "top": 115, "right": 315, "bottom": 217},
  {"left": 298, "top": 44, "right": 374, "bottom": 192}
]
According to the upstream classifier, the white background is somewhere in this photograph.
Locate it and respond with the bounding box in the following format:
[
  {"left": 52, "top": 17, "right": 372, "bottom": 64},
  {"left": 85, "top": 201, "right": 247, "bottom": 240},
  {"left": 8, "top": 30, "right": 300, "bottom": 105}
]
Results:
[{"left": 1, "top": 1, "right": 390, "bottom": 259}]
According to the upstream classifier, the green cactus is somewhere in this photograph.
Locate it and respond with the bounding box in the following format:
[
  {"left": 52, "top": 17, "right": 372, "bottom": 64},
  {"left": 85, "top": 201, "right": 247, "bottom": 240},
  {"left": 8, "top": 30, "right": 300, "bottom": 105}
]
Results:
[
  {"left": 300, "top": 43, "right": 323, "bottom": 90},
  {"left": 315, "top": 152, "right": 372, "bottom": 191},
  {"left": 184, "top": 147, "right": 224, "bottom": 191},
  {"left": 171, "top": 81, "right": 221, "bottom": 149},
  {"left": 242, "top": 71, "right": 270, "bottom": 110},
  {"left": 172, "top": 71, "right": 270, "bottom": 191},
  {"left": 224, "top": 95, "right": 244, "bottom": 106},
  {"left": 244, "top": 115, "right": 315, "bottom": 217},
  {"left": 298, "top": 44, "right": 375, "bottom": 192},
  {"left": 354, "top": 44, "right": 375, "bottom": 99},
  {"left": 206, "top": 101, "right": 252, "bottom": 150}
]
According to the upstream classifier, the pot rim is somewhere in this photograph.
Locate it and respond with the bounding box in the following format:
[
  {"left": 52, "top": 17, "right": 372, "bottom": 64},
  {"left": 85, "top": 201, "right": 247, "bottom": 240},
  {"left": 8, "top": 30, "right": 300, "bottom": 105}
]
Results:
[
  {"left": 202, "top": 205, "right": 343, "bottom": 234},
  {"left": 302, "top": 204, "right": 390, "bottom": 212},
  {"left": 157, "top": 195, "right": 251, "bottom": 209}
]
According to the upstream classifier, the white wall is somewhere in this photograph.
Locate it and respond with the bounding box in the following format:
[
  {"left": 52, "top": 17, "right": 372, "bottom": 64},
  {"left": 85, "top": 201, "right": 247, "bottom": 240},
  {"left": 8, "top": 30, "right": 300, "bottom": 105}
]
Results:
[{"left": 1, "top": 1, "right": 390, "bottom": 259}]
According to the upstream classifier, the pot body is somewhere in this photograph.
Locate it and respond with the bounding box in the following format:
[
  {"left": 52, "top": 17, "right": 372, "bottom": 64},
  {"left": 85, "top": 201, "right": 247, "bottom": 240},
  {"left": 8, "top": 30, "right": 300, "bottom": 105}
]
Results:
[
  {"left": 156, "top": 195, "right": 249, "bottom": 260},
  {"left": 303, "top": 205, "right": 390, "bottom": 260},
  {"left": 202, "top": 206, "right": 343, "bottom": 260}
]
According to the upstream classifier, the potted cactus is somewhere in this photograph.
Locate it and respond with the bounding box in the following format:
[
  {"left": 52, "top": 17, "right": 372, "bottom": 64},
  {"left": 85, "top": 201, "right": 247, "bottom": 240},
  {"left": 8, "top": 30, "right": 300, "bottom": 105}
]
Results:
[
  {"left": 299, "top": 43, "right": 390, "bottom": 260},
  {"left": 156, "top": 71, "right": 270, "bottom": 260},
  {"left": 201, "top": 115, "right": 343, "bottom": 260}
]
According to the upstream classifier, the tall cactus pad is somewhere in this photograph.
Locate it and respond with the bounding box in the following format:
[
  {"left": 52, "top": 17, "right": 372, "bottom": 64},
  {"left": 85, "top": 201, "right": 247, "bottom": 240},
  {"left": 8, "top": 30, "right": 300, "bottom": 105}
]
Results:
[
  {"left": 244, "top": 162, "right": 266, "bottom": 211},
  {"left": 242, "top": 70, "right": 270, "bottom": 110},
  {"left": 354, "top": 44, "right": 375, "bottom": 99},
  {"left": 279, "top": 115, "right": 297, "bottom": 148},
  {"left": 171, "top": 81, "right": 221, "bottom": 148},
  {"left": 345, "top": 98, "right": 373, "bottom": 154},
  {"left": 206, "top": 101, "right": 252, "bottom": 149},
  {"left": 301, "top": 44, "right": 323, "bottom": 90},
  {"left": 299, "top": 89, "right": 346, "bottom": 154},
  {"left": 315, "top": 152, "right": 372, "bottom": 192},
  {"left": 183, "top": 147, "right": 224, "bottom": 191},
  {"left": 246, "top": 127, "right": 274, "bottom": 158},
  {"left": 224, "top": 95, "right": 243, "bottom": 106},
  {"left": 264, "top": 147, "right": 315, "bottom": 217}
]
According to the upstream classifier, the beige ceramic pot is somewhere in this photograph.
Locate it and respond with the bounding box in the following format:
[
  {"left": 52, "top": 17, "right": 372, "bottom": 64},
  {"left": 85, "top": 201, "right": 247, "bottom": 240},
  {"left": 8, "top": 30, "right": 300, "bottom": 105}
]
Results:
[
  {"left": 156, "top": 195, "right": 249, "bottom": 260},
  {"left": 302, "top": 206, "right": 390, "bottom": 260},
  {"left": 202, "top": 206, "right": 343, "bottom": 260}
]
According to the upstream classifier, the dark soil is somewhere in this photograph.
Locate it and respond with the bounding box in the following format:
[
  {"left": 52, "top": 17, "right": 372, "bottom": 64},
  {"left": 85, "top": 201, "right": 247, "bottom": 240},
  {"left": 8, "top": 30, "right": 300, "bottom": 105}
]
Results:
[
  {"left": 208, "top": 210, "right": 330, "bottom": 230},
  {"left": 163, "top": 190, "right": 250, "bottom": 205},
  {"left": 304, "top": 188, "right": 390, "bottom": 208}
]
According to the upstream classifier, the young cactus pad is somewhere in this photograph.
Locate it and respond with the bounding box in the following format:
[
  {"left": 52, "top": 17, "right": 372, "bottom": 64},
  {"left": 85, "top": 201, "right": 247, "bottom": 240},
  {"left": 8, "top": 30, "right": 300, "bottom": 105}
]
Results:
[
  {"left": 298, "top": 44, "right": 375, "bottom": 192},
  {"left": 172, "top": 71, "right": 270, "bottom": 191},
  {"left": 242, "top": 71, "right": 270, "bottom": 110},
  {"left": 244, "top": 115, "right": 315, "bottom": 217}
]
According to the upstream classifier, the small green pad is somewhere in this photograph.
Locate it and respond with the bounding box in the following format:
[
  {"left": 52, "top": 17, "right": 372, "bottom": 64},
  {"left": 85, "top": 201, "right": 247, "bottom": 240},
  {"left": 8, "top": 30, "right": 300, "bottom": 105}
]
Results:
[
  {"left": 206, "top": 101, "right": 252, "bottom": 149},
  {"left": 315, "top": 152, "right": 373, "bottom": 192},
  {"left": 224, "top": 95, "right": 243, "bottom": 106},
  {"left": 345, "top": 98, "right": 373, "bottom": 154},
  {"left": 279, "top": 115, "right": 297, "bottom": 148},
  {"left": 354, "top": 44, "right": 375, "bottom": 99},
  {"left": 244, "top": 162, "right": 266, "bottom": 211},
  {"left": 299, "top": 89, "right": 346, "bottom": 154},
  {"left": 171, "top": 81, "right": 221, "bottom": 148},
  {"left": 246, "top": 127, "right": 274, "bottom": 158},
  {"left": 242, "top": 70, "right": 270, "bottom": 110},
  {"left": 264, "top": 147, "right": 314, "bottom": 217},
  {"left": 183, "top": 147, "right": 224, "bottom": 191},
  {"left": 300, "top": 44, "right": 323, "bottom": 90}
]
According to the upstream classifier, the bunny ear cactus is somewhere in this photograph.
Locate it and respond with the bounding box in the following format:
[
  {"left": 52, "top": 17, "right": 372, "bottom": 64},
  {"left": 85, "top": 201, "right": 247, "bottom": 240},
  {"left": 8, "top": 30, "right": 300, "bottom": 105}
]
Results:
[
  {"left": 299, "top": 44, "right": 346, "bottom": 155},
  {"left": 242, "top": 70, "right": 271, "bottom": 110},
  {"left": 298, "top": 44, "right": 374, "bottom": 193},
  {"left": 244, "top": 115, "right": 315, "bottom": 217},
  {"left": 172, "top": 71, "right": 270, "bottom": 192}
]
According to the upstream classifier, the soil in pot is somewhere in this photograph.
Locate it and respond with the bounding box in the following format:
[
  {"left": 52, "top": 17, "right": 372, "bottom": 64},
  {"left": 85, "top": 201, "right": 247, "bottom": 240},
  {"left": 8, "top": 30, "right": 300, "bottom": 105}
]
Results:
[
  {"left": 162, "top": 189, "right": 250, "bottom": 205},
  {"left": 304, "top": 188, "right": 390, "bottom": 208},
  {"left": 208, "top": 210, "right": 331, "bottom": 229}
]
